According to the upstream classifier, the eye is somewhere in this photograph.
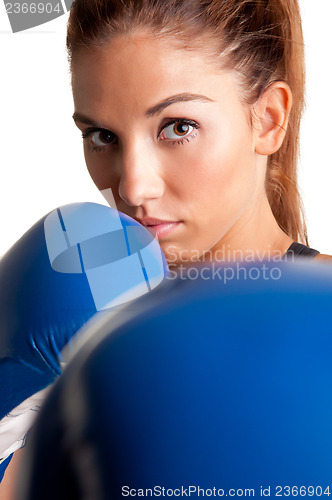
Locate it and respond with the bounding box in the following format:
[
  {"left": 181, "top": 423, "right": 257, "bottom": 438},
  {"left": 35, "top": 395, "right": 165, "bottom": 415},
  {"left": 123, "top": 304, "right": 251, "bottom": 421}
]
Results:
[
  {"left": 89, "top": 130, "right": 116, "bottom": 146},
  {"left": 159, "top": 120, "right": 197, "bottom": 142},
  {"left": 81, "top": 128, "right": 117, "bottom": 148}
]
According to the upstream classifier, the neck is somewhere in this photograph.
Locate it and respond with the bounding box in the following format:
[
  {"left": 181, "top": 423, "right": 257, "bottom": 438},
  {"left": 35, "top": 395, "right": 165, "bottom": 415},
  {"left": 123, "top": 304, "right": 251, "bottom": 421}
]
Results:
[{"left": 203, "top": 195, "right": 293, "bottom": 264}]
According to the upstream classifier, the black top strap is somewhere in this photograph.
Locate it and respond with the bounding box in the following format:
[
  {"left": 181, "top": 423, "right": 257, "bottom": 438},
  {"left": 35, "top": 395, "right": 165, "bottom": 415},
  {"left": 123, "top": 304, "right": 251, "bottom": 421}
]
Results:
[{"left": 284, "top": 242, "right": 320, "bottom": 260}]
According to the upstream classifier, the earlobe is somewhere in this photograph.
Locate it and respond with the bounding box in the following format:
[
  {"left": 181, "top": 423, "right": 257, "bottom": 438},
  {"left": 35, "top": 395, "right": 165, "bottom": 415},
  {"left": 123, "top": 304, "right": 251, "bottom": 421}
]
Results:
[{"left": 253, "top": 82, "right": 293, "bottom": 156}]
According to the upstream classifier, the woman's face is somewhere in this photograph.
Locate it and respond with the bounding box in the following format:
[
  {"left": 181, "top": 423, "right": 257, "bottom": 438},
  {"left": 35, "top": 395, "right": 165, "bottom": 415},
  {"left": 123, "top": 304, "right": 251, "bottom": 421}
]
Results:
[{"left": 72, "top": 34, "right": 267, "bottom": 265}]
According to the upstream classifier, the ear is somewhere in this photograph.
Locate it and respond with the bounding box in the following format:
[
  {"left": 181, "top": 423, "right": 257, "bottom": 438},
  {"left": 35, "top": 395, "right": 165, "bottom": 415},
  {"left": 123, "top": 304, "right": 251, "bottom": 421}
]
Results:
[{"left": 252, "top": 82, "right": 293, "bottom": 156}]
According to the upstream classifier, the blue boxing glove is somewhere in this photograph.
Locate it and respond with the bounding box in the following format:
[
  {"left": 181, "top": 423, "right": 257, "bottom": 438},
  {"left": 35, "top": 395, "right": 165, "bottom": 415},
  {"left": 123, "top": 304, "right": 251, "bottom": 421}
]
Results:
[
  {"left": 17, "top": 262, "right": 332, "bottom": 499},
  {"left": 0, "top": 202, "right": 167, "bottom": 468}
]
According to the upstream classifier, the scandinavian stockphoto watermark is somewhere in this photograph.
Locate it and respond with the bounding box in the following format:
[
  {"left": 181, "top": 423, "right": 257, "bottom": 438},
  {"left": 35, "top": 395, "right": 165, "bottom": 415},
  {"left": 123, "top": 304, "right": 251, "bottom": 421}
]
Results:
[
  {"left": 166, "top": 244, "right": 295, "bottom": 282},
  {"left": 99, "top": 188, "right": 293, "bottom": 283},
  {"left": 3, "top": 0, "right": 73, "bottom": 32}
]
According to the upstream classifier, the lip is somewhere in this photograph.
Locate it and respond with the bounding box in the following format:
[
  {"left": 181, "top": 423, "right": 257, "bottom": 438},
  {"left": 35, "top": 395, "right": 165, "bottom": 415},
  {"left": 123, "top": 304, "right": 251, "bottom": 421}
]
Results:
[{"left": 136, "top": 217, "right": 182, "bottom": 239}]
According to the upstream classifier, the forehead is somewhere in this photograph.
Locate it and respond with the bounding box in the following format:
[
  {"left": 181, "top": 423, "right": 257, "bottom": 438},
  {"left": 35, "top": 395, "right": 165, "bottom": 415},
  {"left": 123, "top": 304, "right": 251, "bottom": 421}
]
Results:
[
  {"left": 71, "top": 34, "right": 239, "bottom": 110},
  {"left": 72, "top": 31, "right": 218, "bottom": 76}
]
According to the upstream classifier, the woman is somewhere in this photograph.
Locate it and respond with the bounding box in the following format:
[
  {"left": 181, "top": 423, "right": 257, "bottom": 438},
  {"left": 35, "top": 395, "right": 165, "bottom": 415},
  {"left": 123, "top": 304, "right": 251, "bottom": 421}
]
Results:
[
  {"left": 1, "top": 0, "right": 331, "bottom": 497},
  {"left": 67, "top": 0, "right": 332, "bottom": 268}
]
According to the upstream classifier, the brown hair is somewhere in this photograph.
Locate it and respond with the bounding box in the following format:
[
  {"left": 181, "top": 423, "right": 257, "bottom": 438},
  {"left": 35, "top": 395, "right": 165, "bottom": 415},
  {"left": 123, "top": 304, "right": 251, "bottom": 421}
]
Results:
[{"left": 67, "top": 0, "right": 308, "bottom": 244}]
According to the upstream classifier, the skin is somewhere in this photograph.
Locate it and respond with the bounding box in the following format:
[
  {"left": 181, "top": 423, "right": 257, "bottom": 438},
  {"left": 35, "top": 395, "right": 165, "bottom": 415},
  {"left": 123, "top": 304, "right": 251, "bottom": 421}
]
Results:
[
  {"left": 0, "top": 448, "right": 23, "bottom": 499},
  {"left": 71, "top": 32, "right": 297, "bottom": 267}
]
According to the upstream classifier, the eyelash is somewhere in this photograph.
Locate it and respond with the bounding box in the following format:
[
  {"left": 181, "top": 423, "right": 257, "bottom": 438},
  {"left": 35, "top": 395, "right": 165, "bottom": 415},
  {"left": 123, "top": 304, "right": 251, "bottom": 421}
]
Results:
[{"left": 81, "top": 119, "right": 200, "bottom": 152}]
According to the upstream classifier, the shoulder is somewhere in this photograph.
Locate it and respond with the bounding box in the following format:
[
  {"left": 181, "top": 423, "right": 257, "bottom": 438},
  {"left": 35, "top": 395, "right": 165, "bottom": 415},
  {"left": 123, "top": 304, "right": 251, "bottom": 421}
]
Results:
[{"left": 313, "top": 254, "right": 332, "bottom": 263}]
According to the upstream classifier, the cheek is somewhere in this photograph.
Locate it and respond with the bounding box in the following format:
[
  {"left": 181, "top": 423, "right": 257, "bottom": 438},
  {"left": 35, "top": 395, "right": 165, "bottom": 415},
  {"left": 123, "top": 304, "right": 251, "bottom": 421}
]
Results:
[
  {"left": 84, "top": 148, "right": 116, "bottom": 191},
  {"left": 172, "top": 129, "right": 255, "bottom": 214}
]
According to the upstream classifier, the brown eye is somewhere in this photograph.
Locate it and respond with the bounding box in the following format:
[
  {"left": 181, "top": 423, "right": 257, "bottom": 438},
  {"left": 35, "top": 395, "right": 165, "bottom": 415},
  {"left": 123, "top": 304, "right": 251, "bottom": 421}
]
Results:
[
  {"left": 160, "top": 121, "right": 194, "bottom": 141},
  {"left": 91, "top": 130, "right": 116, "bottom": 146},
  {"left": 173, "top": 123, "right": 190, "bottom": 136}
]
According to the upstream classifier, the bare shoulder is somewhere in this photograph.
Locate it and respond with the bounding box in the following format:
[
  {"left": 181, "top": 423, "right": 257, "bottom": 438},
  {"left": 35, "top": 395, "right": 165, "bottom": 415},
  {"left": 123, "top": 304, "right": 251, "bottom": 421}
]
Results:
[{"left": 314, "top": 254, "right": 332, "bottom": 263}]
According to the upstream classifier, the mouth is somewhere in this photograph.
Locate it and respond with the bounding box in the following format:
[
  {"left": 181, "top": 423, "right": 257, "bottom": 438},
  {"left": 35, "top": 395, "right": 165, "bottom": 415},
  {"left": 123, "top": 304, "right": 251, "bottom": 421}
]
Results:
[{"left": 136, "top": 217, "right": 182, "bottom": 239}]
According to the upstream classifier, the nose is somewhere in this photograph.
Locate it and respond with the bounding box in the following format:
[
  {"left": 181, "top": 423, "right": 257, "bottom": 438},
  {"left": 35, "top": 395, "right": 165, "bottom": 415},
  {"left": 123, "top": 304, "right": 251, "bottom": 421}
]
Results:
[{"left": 118, "top": 141, "right": 165, "bottom": 207}]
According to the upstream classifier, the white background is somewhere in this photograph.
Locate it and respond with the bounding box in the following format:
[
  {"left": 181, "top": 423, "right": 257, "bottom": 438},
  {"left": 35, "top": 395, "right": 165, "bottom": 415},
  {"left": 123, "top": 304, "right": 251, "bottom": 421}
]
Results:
[{"left": 0, "top": 1, "right": 331, "bottom": 256}]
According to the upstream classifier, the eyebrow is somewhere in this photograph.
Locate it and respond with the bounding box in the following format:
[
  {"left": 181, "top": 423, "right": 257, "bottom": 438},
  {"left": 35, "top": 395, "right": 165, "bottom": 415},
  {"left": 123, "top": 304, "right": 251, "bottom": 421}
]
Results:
[
  {"left": 72, "top": 92, "right": 214, "bottom": 127},
  {"left": 72, "top": 113, "right": 105, "bottom": 128},
  {"left": 145, "top": 92, "right": 214, "bottom": 117}
]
